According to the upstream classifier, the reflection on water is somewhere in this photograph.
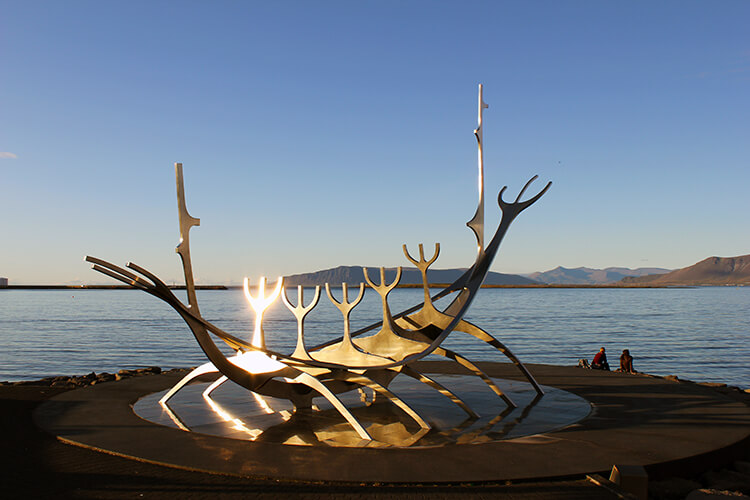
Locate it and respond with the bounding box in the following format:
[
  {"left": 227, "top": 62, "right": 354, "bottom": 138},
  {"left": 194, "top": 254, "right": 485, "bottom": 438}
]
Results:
[{"left": 134, "top": 374, "right": 591, "bottom": 448}]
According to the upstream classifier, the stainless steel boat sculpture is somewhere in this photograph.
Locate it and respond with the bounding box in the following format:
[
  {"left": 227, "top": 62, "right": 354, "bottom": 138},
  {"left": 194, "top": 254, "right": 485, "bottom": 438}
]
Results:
[{"left": 86, "top": 85, "right": 551, "bottom": 443}]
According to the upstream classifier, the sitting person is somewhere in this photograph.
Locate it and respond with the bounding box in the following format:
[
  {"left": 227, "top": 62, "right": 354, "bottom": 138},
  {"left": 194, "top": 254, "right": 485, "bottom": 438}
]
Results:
[
  {"left": 591, "top": 347, "right": 610, "bottom": 370},
  {"left": 618, "top": 349, "right": 636, "bottom": 373}
]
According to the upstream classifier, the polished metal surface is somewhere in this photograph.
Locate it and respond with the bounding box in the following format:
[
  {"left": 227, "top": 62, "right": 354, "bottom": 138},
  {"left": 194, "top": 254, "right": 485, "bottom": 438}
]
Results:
[
  {"left": 243, "top": 276, "right": 283, "bottom": 350},
  {"left": 281, "top": 285, "right": 320, "bottom": 361},
  {"left": 466, "top": 83, "right": 489, "bottom": 255},
  {"left": 175, "top": 162, "right": 201, "bottom": 315},
  {"left": 86, "top": 85, "right": 552, "bottom": 445}
]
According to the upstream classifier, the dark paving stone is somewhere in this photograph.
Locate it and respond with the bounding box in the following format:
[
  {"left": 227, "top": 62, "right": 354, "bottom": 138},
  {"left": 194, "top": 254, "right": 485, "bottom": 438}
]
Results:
[
  {"left": 3, "top": 384, "right": 616, "bottom": 498},
  {"left": 33, "top": 362, "right": 750, "bottom": 484}
]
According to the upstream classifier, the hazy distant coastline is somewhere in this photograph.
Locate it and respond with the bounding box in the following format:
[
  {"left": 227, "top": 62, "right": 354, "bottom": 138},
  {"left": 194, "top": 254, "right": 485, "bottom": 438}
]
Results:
[
  {"left": 3, "top": 253, "right": 747, "bottom": 288},
  {"left": 526, "top": 266, "right": 672, "bottom": 284},
  {"left": 0, "top": 283, "right": 721, "bottom": 290}
]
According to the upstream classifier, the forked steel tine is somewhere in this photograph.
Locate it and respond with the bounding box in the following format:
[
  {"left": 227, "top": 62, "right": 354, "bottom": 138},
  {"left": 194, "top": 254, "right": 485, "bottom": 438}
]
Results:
[
  {"left": 351, "top": 282, "right": 365, "bottom": 307},
  {"left": 90, "top": 264, "right": 150, "bottom": 291},
  {"left": 324, "top": 282, "right": 340, "bottom": 307},
  {"left": 366, "top": 266, "right": 403, "bottom": 334},
  {"left": 245, "top": 277, "right": 284, "bottom": 310},
  {"left": 325, "top": 282, "right": 365, "bottom": 345},
  {"left": 424, "top": 243, "right": 440, "bottom": 267},
  {"left": 402, "top": 243, "right": 440, "bottom": 270},
  {"left": 86, "top": 259, "right": 152, "bottom": 291},
  {"left": 403, "top": 243, "right": 441, "bottom": 310},
  {"left": 521, "top": 180, "right": 552, "bottom": 208},
  {"left": 402, "top": 244, "right": 419, "bottom": 267},
  {"left": 385, "top": 267, "right": 402, "bottom": 293},
  {"left": 325, "top": 282, "right": 365, "bottom": 313},
  {"left": 498, "top": 182, "right": 523, "bottom": 209},
  {"left": 127, "top": 262, "right": 172, "bottom": 292},
  {"left": 497, "top": 186, "right": 508, "bottom": 207},
  {"left": 243, "top": 276, "right": 283, "bottom": 349},
  {"left": 498, "top": 175, "right": 551, "bottom": 214},
  {"left": 282, "top": 285, "right": 320, "bottom": 316},
  {"left": 515, "top": 175, "right": 538, "bottom": 203},
  {"left": 85, "top": 256, "right": 143, "bottom": 284},
  {"left": 363, "top": 266, "right": 402, "bottom": 296},
  {"left": 362, "top": 268, "right": 377, "bottom": 290},
  {"left": 282, "top": 285, "right": 321, "bottom": 360}
]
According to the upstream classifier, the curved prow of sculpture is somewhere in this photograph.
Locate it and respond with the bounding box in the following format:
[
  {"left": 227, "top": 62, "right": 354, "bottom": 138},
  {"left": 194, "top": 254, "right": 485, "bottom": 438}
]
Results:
[
  {"left": 388, "top": 177, "right": 552, "bottom": 368},
  {"left": 442, "top": 176, "right": 552, "bottom": 319}
]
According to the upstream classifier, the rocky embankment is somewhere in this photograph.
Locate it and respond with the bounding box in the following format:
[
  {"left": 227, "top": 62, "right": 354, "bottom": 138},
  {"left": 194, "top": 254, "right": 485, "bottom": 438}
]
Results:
[
  {"left": 649, "top": 467, "right": 750, "bottom": 500},
  {"left": 659, "top": 374, "right": 750, "bottom": 399},
  {"left": 0, "top": 366, "right": 188, "bottom": 388}
]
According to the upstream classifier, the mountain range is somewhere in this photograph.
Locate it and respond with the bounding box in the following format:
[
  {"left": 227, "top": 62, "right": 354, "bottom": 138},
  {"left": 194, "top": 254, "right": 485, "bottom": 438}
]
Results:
[
  {"left": 283, "top": 266, "right": 537, "bottom": 286},
  {"left": 620, "top": 254, "right": 750, "bottom": 286},
  {"left": 282, "top": 254, "right": 750, "bottom": 287},
  {"left": 527, "top": 266, "right": 671, "bottom": 285}
]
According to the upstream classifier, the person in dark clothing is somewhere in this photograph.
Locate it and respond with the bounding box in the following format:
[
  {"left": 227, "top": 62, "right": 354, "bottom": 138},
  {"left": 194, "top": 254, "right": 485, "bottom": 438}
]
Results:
[
  {"left": 618, "top": 349, "right": 635, "bottom": 373},
  {"left": 591, "top": 347, "right": 610, "bottom": 370}
]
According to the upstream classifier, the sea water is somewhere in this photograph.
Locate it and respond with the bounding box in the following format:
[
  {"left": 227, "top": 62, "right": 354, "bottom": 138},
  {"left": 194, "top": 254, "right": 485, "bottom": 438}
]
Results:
[{"left": 0, "top": 287, "right": 748, "bottom": 388}]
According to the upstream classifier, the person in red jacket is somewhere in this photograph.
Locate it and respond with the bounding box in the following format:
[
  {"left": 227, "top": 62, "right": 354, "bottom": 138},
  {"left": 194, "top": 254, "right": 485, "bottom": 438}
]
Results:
[{"left": 591, "top": 347, "right": 610, "bottom": 370}]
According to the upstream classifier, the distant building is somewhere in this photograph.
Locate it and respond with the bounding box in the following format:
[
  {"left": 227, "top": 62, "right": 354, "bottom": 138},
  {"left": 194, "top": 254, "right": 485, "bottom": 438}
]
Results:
[{"left": 0, "top": 277, "right": 7, "bottom": 287}]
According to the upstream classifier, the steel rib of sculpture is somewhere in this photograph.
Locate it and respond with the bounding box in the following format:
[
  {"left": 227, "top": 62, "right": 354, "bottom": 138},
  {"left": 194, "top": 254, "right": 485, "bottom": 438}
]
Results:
[{"left": 86, "top": 85, "right": 551, "bottom": 444}]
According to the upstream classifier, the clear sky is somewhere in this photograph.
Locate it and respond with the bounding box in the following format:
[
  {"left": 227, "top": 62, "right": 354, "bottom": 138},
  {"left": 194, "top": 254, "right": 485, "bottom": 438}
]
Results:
[{"left": 1, "top": 1, "right": 748, "bottom": 285}]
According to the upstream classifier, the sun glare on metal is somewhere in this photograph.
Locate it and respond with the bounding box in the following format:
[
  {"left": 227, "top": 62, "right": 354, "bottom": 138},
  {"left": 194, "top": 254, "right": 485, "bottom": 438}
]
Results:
[{"left": 243, "top": 276, "right": 283, "bottom": 348}]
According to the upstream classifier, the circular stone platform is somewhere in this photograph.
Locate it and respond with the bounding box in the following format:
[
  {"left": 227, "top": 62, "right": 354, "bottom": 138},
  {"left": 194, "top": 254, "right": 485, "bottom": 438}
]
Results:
[{"left": 34, "top": 362, "right": 750, "bottom": 483}]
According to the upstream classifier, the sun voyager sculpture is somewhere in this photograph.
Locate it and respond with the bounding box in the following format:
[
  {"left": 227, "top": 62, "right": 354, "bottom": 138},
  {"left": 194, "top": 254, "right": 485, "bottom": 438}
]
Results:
[{"left": 87, "top": 85, "right": 553, "bottom": 447}]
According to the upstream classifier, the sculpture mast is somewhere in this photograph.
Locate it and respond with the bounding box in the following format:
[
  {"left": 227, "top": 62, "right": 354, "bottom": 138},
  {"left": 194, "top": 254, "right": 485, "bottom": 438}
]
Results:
[
  {"left": 175, "top": 162, "right": 202, "bottom": 316},
  {"left": 466, "top": 84, "right": 489, "bottom": 255}
]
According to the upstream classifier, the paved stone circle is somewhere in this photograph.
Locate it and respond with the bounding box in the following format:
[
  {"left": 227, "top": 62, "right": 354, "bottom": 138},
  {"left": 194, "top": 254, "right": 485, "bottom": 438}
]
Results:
[{"left": 34, "top": 362, "right": 750, "bottom": 484}]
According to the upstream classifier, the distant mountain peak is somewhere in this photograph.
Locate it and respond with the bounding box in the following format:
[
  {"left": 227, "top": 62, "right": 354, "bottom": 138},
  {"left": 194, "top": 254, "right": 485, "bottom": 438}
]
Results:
[
  {"left": 528, "top": 265, "right": 672, "bottom": 285},
  {"left": 284, "top": 266, "right": 538, "bottom": 286},
  {"left": 620, "top": 254, "right": 750, "bottom": 286}
]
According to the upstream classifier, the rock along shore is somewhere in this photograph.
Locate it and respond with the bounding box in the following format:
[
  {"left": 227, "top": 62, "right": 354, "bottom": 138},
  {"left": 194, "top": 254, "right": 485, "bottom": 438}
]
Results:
[{"left": 0, "top": 366, "right": 190, "bottom": 388}]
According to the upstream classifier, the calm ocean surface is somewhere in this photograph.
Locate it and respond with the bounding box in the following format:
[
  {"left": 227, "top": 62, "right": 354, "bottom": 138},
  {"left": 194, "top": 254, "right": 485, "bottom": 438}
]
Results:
[{"left": 1, "top": 287, "right": 748, "bottom": 388}]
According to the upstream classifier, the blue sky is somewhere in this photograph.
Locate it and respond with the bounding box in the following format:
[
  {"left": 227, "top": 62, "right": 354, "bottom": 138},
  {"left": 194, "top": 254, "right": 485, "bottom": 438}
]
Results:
[{"left": 1, "top": 1, "right": 748, "bottom": 284}]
